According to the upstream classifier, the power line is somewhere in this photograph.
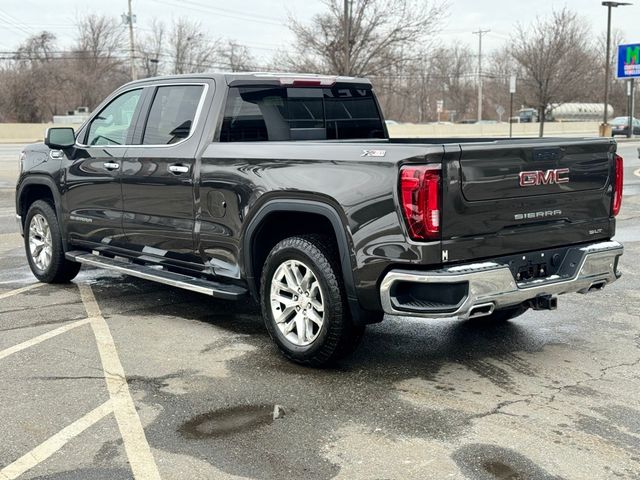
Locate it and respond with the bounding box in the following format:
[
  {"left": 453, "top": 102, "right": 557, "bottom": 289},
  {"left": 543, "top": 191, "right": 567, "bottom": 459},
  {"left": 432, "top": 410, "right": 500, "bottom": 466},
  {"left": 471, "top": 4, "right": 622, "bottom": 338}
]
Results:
[
  {"left": 0, "top": 9, "right": 35, "bottom": 37},
  {"left": 150, "top": 0, "right": 284, "bottom": 27},
  {"left": 178, "top": 0, "right": 282, "bottom": 24}
]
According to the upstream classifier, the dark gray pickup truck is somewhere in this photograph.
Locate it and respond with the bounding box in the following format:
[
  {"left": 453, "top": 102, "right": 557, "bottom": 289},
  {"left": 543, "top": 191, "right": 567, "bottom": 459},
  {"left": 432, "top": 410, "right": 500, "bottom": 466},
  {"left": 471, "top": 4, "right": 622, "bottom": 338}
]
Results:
[{"left": 15, "top": 72, "right": 624, "bottom": 365}]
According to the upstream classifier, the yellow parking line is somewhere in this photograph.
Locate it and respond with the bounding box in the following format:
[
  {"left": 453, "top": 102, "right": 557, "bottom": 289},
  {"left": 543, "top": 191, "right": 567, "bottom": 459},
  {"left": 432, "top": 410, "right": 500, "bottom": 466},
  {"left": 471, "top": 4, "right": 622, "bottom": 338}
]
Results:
[
  {"left": 0, "top": 283, "right": 42, "bottom": 300},
  {"left": 0, "top": 319, "right": 92, "bottom": 361},
  {"left": 0, "top": 400, "right": 113, "bottom": 480},
  {"left": 78, "top": 284, "right": 161, "bottom": 480}
]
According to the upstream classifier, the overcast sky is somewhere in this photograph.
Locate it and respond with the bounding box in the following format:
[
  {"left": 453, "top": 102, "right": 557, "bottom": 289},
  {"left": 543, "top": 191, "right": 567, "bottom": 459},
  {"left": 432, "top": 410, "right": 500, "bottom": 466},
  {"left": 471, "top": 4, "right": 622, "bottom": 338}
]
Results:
[{"left": 1, "top": 0, "right": 638, "bottom": 64}]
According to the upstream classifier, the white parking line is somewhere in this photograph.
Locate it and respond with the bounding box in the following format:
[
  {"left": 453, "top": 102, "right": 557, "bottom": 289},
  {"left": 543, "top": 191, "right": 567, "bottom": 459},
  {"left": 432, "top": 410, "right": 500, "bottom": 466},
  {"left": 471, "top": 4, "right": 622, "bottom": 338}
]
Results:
[
  {"left": 0, "top": 400, "right": 113, "bottom": 480},
  {"left": 0, "top": 284, "right": 42, "bottom": 300},
  {"left": 0, "top": 319, "right": 91, "bottom": 361},
  {"left": 78, "top": 284, "right": 161, "bottom": 480},
  {"left": 634, "top": 168, "right": 640, "bottom": 178}
]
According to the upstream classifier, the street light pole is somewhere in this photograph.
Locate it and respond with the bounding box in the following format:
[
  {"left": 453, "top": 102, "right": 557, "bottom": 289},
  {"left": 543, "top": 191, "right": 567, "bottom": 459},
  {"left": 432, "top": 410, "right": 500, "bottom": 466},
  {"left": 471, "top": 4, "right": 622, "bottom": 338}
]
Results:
[{"left": 601, "top": 1, "right": 632, "bottom": 130}]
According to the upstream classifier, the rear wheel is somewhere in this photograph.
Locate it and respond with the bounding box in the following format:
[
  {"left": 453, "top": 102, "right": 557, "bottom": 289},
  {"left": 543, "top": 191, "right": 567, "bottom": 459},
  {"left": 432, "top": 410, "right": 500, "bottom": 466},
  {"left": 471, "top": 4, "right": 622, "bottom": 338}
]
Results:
[
  {"left": 24, "top": 200, "right": 81, "bottom": 283},
  {"left": 260, "top": 235, "right": 364, "bottom": 366}
]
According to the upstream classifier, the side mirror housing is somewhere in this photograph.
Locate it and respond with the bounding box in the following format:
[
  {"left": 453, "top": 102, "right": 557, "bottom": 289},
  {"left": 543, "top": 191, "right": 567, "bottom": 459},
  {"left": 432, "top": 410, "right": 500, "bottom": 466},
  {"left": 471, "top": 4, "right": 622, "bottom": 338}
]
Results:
[{"left": 45, "top": 127, "right": 75, "bottom": 149}]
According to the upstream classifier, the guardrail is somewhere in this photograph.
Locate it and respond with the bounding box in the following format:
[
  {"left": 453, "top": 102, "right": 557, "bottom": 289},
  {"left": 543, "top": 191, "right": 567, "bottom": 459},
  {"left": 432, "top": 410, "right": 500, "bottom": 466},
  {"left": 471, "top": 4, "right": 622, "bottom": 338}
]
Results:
[
  {"left": 386, "top": 122, "right": 603, "bottom": 138},
  {"left": 0, "top": 121, "right": 609, "bottom": 144}
]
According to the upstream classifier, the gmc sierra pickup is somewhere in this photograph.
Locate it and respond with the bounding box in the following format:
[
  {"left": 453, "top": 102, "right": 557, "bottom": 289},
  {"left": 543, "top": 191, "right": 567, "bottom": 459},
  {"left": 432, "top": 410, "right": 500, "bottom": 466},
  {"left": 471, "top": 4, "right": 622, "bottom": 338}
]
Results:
[{"left": 16, "top": 72, "right": 624, "bottom": 366}]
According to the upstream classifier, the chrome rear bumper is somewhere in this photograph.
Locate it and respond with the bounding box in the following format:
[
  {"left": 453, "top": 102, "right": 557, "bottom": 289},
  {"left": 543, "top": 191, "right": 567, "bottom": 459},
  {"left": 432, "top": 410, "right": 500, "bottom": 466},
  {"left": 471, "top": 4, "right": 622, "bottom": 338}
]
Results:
[{"left": 380, "top": 241, "right": 623, "bottom": 319}]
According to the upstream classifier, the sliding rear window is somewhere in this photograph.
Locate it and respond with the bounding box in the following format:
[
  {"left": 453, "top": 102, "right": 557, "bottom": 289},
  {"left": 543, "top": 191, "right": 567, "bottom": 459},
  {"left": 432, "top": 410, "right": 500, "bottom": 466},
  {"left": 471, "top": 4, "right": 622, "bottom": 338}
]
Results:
[{"left": 220, "top": 86, "right": 385, "bottom": 142}]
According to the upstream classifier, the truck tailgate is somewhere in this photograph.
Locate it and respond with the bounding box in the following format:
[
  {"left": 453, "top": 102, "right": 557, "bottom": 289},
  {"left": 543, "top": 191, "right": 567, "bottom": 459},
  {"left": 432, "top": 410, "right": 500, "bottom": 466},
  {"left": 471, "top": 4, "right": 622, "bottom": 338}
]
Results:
[{"left": 442, "top": 139, "right": 616, "bottom": 263}]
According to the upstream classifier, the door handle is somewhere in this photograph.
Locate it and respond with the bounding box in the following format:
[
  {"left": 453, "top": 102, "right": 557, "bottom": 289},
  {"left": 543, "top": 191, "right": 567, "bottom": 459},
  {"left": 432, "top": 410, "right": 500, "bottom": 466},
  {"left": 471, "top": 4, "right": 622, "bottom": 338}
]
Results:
[
  {"left": 168, "top": 164, "right": 190, "bottom": 174},
  {"left": 103, "top": 162, "right": 119, "bottom": 170}
]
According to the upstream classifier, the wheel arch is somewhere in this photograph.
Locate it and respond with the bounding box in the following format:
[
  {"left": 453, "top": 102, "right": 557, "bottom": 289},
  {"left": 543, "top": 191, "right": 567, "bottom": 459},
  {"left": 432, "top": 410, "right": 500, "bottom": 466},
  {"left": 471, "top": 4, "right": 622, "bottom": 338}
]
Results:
[
  {"left": 17, "top": 176, "right": 67, "bottom": 248},
  {"left": 243, "top": 198, "right": 372, "bottom": 324}
]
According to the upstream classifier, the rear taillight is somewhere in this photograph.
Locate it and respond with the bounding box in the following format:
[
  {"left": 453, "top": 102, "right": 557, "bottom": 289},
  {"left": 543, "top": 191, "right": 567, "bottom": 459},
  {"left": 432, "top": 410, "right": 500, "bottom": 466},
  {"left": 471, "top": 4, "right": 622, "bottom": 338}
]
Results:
[
  {"left": 613, "top": 153, "right": 623, "bottom": 216},
  {"left": 400, "top": 165, "right": 441, "bottom": 241}
]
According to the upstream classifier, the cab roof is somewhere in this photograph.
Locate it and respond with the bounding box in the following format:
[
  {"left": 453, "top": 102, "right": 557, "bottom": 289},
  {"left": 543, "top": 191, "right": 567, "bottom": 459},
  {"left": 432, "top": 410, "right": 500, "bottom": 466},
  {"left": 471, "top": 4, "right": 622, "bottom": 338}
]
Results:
[{"left": 124, "top": 71, "right": 372, "bottom": 88}]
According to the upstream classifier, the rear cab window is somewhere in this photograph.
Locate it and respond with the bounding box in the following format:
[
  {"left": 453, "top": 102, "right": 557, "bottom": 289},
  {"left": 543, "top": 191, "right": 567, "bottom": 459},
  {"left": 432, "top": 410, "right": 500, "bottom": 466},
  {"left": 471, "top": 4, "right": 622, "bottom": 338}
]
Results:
[{"left": 220, "top": 86, "right": 385, "bottom": 142}]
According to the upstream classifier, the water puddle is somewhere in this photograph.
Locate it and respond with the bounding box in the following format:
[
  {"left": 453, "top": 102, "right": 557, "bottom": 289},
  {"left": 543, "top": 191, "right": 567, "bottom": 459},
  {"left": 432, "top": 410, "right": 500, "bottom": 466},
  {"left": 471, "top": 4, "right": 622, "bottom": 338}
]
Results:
[
  {"left": 481, "top": 460, "right": 524, "bottom": 479},
  {"left": 178, "top": 404, "right": 284, "bottom": 438}
]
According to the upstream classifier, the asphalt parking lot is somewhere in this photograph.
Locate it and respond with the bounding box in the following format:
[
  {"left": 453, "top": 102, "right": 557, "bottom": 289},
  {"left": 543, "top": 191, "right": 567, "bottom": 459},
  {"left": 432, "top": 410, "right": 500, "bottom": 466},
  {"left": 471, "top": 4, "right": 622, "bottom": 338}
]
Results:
[{"left": 1, "top": 141, "right": 639, "bottom": 480}]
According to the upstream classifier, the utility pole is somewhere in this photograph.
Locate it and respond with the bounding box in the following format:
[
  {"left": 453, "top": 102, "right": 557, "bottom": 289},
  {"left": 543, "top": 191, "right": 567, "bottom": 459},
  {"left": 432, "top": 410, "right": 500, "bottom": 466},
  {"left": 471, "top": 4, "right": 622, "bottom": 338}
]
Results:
[
  {"left": 343, "top": 0, "right": 350, "bottom": 75},
  {"left": 473, "top": 29, "right": 490, "bottom": 122},
  {"left": 124, "top": 0, "right": 137, "bottom": 80}
]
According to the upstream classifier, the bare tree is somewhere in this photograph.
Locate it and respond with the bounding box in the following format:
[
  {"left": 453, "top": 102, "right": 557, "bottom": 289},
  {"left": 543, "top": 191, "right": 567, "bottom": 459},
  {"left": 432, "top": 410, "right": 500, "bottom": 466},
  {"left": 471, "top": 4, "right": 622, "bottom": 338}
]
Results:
[
  {"left": 431, "top": 44, "right": 476, "bottom": 121},
  {"left": 287, "top": 0, "right": 447, "bottom": 77},
  {"left": 511, "top": 8, "right": 592, "bottom": 136},
  {"left": 1, "top": 31, "right": 69, "bottom": 121},
  {"left": 594, "top": 29, "right": 626, "bottom": 116},
  {"left": 169, "top": 18, "right": 219, "bottom": 74},
  {"left": 137, "top": 19, "right": 165, "bottom": 78},
  {"left": 218, "top": 40, "right": 254, "bottom": 71},
  {"left": 483, "top": 47, "right": 520, "bottom": 122},
  {"left": 72, "top": 15, "right": 129, "bottom": 108}
]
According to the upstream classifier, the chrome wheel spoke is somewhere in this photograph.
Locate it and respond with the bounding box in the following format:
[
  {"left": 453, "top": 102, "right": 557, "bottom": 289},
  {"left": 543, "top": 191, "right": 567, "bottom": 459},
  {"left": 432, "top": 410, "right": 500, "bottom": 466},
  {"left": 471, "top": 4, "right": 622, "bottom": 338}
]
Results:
[
  {"left": 284, "top": 317, "right": 297, "bottom": 333},
  {"left": 273, "top": 280, "right": 297, "bottom": 296},
  {"left": 294, "top": 313, "right": 307, "bottom": 344},
  {"left": 308, "top": 309, "right": 323, "bottom": 326},
  {"left": 272, "top": 293, "right": 296, "bottom": 308},
  {"left": 300, "top": 269, "right": 313, "bottom": 290},
  {"left": 282, "top": 264, "right": 298, "bottom": 289},
  {"left": 274, "top": 305, "right": 295, "bottom": 324}
]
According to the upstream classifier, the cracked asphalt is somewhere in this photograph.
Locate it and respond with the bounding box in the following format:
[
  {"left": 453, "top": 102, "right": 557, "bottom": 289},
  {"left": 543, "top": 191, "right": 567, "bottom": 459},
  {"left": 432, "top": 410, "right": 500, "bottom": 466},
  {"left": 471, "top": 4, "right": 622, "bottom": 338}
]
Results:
[{"left": 1, "top": 142, "right": 639, "bottom": 479}]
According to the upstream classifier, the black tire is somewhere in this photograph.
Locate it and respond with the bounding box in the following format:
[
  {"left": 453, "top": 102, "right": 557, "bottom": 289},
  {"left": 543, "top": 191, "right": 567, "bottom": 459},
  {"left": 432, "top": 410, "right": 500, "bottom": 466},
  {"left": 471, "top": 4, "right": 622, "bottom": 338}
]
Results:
[
  {"left": 260, "top": 234, "right": 365, "bottom": 367},
  {"left": 24, "top": 200, "right": 81, "bottom": 283},
  {"left": 478, "top": 304, "right": 528, "bottom": 323}
]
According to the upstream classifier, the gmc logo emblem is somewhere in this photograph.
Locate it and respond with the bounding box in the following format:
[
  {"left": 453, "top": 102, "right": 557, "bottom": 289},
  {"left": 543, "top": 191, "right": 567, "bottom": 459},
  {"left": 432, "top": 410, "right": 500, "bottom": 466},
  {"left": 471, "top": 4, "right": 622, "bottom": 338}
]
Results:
[{"left": 519, "top": 168, "right": 570, "bottom": 187}]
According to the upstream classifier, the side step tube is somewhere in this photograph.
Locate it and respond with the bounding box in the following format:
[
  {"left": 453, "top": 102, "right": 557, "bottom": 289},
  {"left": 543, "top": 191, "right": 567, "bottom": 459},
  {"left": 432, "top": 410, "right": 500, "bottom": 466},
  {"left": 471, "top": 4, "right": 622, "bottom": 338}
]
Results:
[{"left": 66, "top": 250, "right": 247, "bottom": 300}]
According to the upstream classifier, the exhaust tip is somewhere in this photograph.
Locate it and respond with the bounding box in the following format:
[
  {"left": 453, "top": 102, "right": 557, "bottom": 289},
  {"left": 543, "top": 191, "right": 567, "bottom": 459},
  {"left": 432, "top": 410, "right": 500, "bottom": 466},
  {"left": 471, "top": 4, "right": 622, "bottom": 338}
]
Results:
[{"left": 469, "top": 303, "right": 495, "bottom": 318}]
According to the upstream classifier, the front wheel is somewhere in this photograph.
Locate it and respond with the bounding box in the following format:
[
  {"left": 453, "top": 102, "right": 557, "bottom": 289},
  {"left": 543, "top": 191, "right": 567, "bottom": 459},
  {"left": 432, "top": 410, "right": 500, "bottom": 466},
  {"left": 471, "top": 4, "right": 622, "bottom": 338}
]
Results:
[
  {"left": 24, "top": 200, "right": 81, "bottom": 283},
  {"left": 260, "top": 235, "right": 364, "bottom": 367}
]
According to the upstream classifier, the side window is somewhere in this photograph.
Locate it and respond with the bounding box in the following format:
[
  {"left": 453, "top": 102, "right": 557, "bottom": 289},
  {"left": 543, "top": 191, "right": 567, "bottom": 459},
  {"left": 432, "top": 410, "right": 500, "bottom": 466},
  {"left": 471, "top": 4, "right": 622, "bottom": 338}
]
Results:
[
  {"left": 220, "top": 87, "right": 270, "bottom": 142},
  {"left": 324, "top": 88, "right": 385, "bottom": 140},
  {"left": 142, "top": 85, "right": 204, "bottom": 145},
  {"left": 86, "top": 89, "right": 142, "bottom": 146}
]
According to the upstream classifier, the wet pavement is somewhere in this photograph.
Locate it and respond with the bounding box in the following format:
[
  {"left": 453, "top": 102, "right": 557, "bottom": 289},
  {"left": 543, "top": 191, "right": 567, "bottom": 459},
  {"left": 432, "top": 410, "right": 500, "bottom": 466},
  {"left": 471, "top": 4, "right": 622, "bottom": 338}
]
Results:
[{"left": 0, "top": 142, "right": 639, "bottom": 479}]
